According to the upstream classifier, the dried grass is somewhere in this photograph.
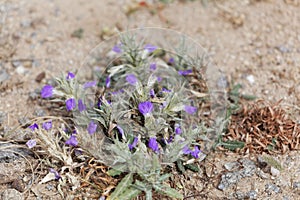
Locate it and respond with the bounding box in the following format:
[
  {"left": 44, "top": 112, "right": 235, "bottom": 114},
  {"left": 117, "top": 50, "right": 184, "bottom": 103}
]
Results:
[{"left": 226, "top": 100, "right": 300, "bottom": 154}]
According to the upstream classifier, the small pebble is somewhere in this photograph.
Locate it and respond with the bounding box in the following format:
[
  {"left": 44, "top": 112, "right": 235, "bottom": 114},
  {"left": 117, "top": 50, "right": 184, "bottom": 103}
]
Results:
[
  {"left": 12, "top": 61, "right": 21, "bottom": 68},
  {"left": 16, "top": 66, "right": 26, "bottom": 75},
  {"left": 34, "top": 109, "right": 46, "bottom": 117},
  {"left": 275, "top": 45, "right": 290, "bottom": 53},
  {"left": 235, "top": 191, "right": 245, "bottom": 199},
  {"left": 270, "top": 166, "right": 280, "bottom": 177},
  {"left": 246, "top": 75, "right": 255, "bottom": 84},
  {"left": 265, "top": 183, "right": 280, "bottom": 194},
  {"left": 0, "top": 69, "right": 10, "bottom": 82},
  {"left": 293, "top": 181, "right": 300, "bottom": 189},
  {"left": 217, "top": 75, "right": 229, "bottom": 89},
  {"left": 224, "top": 161, "right": 240, "bottom": 171},
  {"left": 247, "top": 190, "right": 257, "bottom": 199}
]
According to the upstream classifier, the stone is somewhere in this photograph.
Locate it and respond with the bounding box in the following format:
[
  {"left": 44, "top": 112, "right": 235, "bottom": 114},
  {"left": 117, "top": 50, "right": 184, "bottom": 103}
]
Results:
[
  {"left": 224, "top": 161, "right": 240, "bottom": 171},
  {"left": 0, "top": 69, "right": 10, "bottom": 83},
  {"left": 1, "top": 189, "right": 23, "bottom": 200},
  {"left": 293, "top": 181, "right": 300, "bottom": 189},
  {"left": 16, "top": 66, "right": 26, "bottom": 75},
  {"left": 265, "top": 183, "right": 280, "bottom": 194},
  {"left": 247, "top": 190, "right": 257, "bottom": 199},
  {"left": 270, "top": 166, "right": 280, "bottom": 177},
  {"left": 246, "top": 75, "right": 255, "bottom": 84}
]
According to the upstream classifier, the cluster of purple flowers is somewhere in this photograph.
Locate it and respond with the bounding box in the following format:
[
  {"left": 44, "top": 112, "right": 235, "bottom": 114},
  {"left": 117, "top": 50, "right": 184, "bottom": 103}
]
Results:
[
  {"left": 26, "top": 120, "right": 53, "bottom": 148},
  {"left": 38, "top": 43, "right": 202, "bottom": 164},
  {"left": 40, "top": 72, "right": 97, "bottom": 113}
]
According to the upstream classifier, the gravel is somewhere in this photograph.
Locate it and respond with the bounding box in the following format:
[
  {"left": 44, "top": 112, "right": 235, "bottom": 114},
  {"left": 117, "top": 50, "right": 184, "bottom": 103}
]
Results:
[
  {"left": 218, "top": 158, "right": 256, "bottom": 190},
  {"left": 265, "top": 183, "right": 281, "bottom": 194}
]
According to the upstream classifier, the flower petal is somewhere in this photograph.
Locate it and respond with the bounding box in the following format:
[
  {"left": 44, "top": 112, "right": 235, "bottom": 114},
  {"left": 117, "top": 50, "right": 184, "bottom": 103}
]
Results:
[
  {"left": 66, "top": 72, "right": 75, "bottom": 80},
  {"left": 41, "top": 85, "right": 53, "bottom": 98},
  {"left": 126, "top": 74, "right": 137, "bottom": 85},
  {"left": 184, "top": 105, "right": 197, "bottom": 115},
  {"left": 138, "top": 101, "right": 154, "bottom": 116},
  {"left": 42, "top": 120, "right": 52, "bottom": 130},
  {"left": 87, "top": 121, "right": 97, "bottom": 134},
  {"left": 65, "top": 134, "right": 78, "bottom": 147},
  {"left": 26, "top": 139, "right": 36, "bottom": 149},
  {"left": 66, "top": 98, "right": 76, "bottom": 111}
]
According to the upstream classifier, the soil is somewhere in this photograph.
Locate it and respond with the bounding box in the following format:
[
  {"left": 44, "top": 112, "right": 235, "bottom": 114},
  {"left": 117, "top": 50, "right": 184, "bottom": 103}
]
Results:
[{"left": 1, "top": 0, "right": 300, "bottom": 199}]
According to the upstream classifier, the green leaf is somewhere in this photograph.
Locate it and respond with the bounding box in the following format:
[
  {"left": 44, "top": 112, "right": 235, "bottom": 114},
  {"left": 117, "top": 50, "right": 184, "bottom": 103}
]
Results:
[
  {"left": 153, "top": 184, "right": 183, "bottom": 199},
  {"left": 116, "top": 187, "right": 141, "bottom": 200},
  {"left": 176, "top": 159, "right": 185, "bottom": 174},
  {"left": 241, "top": 94, "right": 257, "bottom": 101},
  {"left": 158, "top": 173, "right": 172, "bottom": 182},
  {"left": 145, "top": 189, "right": 152, "bottom": 200},
  {"left": 107, "top": 168, "right": 122, "bottom": 177},
  {"left": 221, "top": 140, "right": 245, "bottom": 151},
  {"left": 109, "top": 173, "right": 133, "bottom": 200},
  {"left": 184, "top": 163, "right": 199, "bottom": 172}
]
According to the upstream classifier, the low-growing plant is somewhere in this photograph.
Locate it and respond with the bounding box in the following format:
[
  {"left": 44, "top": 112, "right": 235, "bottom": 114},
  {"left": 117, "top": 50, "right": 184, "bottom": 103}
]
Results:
[{"left": 28, "top": 30, "right": 226, "bottom": 199}]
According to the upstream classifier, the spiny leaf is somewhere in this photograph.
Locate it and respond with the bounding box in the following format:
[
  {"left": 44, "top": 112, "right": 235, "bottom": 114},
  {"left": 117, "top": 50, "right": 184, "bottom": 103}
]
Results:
[{"left": 109, "top": 173, "right": 133, "bottom": 200}]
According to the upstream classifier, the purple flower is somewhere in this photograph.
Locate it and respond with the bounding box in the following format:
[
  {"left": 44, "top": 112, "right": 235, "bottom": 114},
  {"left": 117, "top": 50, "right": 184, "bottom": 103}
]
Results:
[
  {"left": 156, "top": 76, "right": 162, "bottom": 82},
  {"left": 28, "top": 123, "right": 39, "bottom": 131},
  {"left": 41, "top": 85, "right": 53, "bottom": 98},
  {"left": 117, "top": 125, "right": 124, "bottom": 136},
  {"left": 105, "top": 76, "right": 111, "bottom": 88},
  {"left": 112, "top": 44, "right": 122, "bottom": 53},
  {"left": 138, "top": 101, "right": 154, "bottom": 116},
  {"left": 128, "top": 137, "right": 138, "bottom": 151},
  {"left": 66, "top": 98, "right": 76, "bottom": 111},
  {"left": 190, "top": 146, "right": 201, "bottom": 159},
  {"left": 65, "top": 134, "right": 78, "bottom": 146},
  {"left": 49, "top": 168, "right": 61, "bottom": 180},
  {"left": 87, "top": 121, "right": 97, "bottom": 134},
  {"left": 126, "top": 74, "right": 137, "bottom": 85},
  {"left": 144, "top": 44, "right": 157, "bottom": 53},
  {"left": 26, "top": 139, "right": 36, "bottom": 149},
  {"left": 167, "top": 135, "right": 173, "bottom": 143},
  {"left": 182, "top": 145, "right": 191, "bottom": 155},
  {"left": 168, "top": 57, "right": 175, "bottom": 64},
  {"left": 175, "top": 124, "right": 182, "bottom": 135},
  {"left": 150, "top": 89, "right": 155, "bottom": 98},
  {"left": 78, "top": 99, "right": 86, "bottom": 112},
  {"left": 84, "top": 81, "right": 97, "bottom": 89},
  {"left": 42, "top": 121, "right": 52, "bottom": 130},
  {"left": 162, "top": 87, "right": 171, "bottom": 93},
  {"left": 148, "top": 137, "right": 159, "bottom": 153},
  {"left": 184, "top": 105, "right": 197, "bottom": 115},
  {"left": 66, "top": 72, "right": 75, "bottom": 80},
  {"left": 178, "top": 69, "right": 193, "bottom": 76},
  {"left": 150, "top": 63, "right": 157, "bottom": 71}
]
